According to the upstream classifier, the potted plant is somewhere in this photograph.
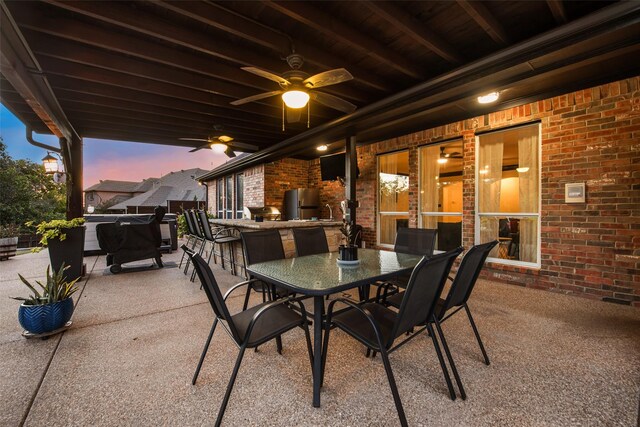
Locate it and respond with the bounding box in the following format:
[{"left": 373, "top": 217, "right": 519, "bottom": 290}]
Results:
[
  {"left": 11, "top": 264, "right": 79, "bottom": 335},
  {"left": 29, "top": 217, "right": 86, "bottom": 281},
  {"left": 339, "top": 219, "right": 360, "bottom": 261},
  {"left": 0, "top": 223, "right": 20, "bottom": 261}
]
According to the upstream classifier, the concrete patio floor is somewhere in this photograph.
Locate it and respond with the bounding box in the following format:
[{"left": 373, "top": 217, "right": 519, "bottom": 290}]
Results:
[{"left": 1, "top": 247, "right": 639, "bottom": 426}]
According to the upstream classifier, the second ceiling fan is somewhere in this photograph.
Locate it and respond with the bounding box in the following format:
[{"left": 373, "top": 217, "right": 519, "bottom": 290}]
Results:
[
  {"left": 231, "top": 53, "right": 357, "bottom": 123},
  {"left": 179, "top": 134, "right": 257, "bottom": 158}
]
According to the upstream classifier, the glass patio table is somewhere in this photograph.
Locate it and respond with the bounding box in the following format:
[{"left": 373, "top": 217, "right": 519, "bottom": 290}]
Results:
[{"left": 246, "top": 248, "right": 423, "bottom": 407}]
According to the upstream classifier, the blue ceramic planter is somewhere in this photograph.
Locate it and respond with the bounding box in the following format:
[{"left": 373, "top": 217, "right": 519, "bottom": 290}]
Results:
[{"left": 18, "top": 298, "right": 74, "bottom": 334}]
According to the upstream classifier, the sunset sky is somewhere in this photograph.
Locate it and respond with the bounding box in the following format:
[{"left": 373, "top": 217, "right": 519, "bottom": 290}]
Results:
[{"left": 0, "top": 105, "right": 228, "bottom": 187}]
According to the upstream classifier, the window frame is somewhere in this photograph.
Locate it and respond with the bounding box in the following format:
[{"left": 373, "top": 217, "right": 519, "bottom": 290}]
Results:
[
  {"left": 474, "top": 124, "right": 542, "bottom": 268},
  {"left": 216, "top": 178, "right": 224, "bottom": 218},
  {"left": 417, "top": 140, "right": 464, "bottom": 253},
  {"left": 235, "top": 173, "right": 244, "bottom": 219},
  {"left": 376, "top": 150, "right": 410, "bottom": 248}
]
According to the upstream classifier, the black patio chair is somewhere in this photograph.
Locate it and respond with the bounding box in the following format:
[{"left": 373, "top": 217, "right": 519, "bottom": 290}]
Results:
[
  {"left": 322, "top": 247, "right": 464, "bottom": 427},
  {"left": 375, "top": 227, "right": 438, "bottom": 301},
  {"left": 183, "top": 245, "right": 313, "bottom": 427},
  {"left": 240, "top": 229, "right": 291, "bottom": 310},
  {"left": 432, "top": 240, "right": 498, "bottom": 365},
  {"left": 189, "top": 210, "right": 224, "bottom": 282},
  {"left": 292, "top": 227, "right": 329, "bottom": 257},
  {"left": 183, "top": 209, "right": 206, "bottom": 275},
  {"left": 178, "top": 210, "right": 199, "bottom": 270}
]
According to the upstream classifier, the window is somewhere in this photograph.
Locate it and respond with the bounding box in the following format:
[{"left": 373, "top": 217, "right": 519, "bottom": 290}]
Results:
[
  {"left": 225, "top": 175, "right": 233, "bottom": 219},
  {"left": 475, "top": 123, "right": 540, "bottom": 266},
  {"left": 378, "top": 151, "right": 409, "bottom": 246},
  {"left": 216, "top": 179, "right": 223, "bottom": 218},
  {"left": 235, "top": 173, "right": 244, "bottom": 219},
  {"left": 419, "top": 140, "right": 463, "bottom": 252}
]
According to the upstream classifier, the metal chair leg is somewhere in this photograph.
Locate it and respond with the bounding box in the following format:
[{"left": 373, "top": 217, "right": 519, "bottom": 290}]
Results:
[
  {"left": 433, "top": 319, "right": 466, "bottom": 400},
  {"left": 242, "top": 284, "right": 252, "bottom": 311},
  {"left": 464, "top": 303, "right": 490, "bottom": 365},
  {"left": 303, "top": 321, "right": 314, "bottom": 375},
  {"left": 275, "top": 335, "right": 283, "bottom": 354},
  {"left": 427, "top": 323, "right": 456, "bottom": 401},
  {"left": 214, "top": 345, "right": 247, "bottom": 427},
  {"left": 179, "top": 235, "right": 193, "bottom": 268},
  {"left": 192, "top": 318, "right": 218, "bottom": 385},
  {"left": 379, "top": 347, "right": 408, "bottom": 427}
]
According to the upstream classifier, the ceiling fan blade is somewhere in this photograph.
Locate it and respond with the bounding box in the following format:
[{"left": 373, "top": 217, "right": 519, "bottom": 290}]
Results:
[
  {"left": 241, "top": 67, "right": 291, "bottom": 86},
  {"left": 224, "top": 146, "right": 237, "bottom": 158},
  {"left": 230, "top": 90, "right": 283, "bottom": 106},
  {"left": 287, "top": 108, "right": 302, "bottom": 123},
  {"left": 179, "top": 138, "right": 208, "bottom": 142},
  {"left": 311, "top": 91, "right": 357, "bottom": 113},
  {"left": 188, "top": 143, "right": 210, "bottom": 153},
  {"left": 303, "top": 68, "right": 353, "bottom": 89},
  {"left": 228, "top": 141, "right": 259, "bottom": 151}
]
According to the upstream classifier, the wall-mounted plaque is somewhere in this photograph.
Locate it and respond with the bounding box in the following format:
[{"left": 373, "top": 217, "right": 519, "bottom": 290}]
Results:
[{"left": 565, "top": 182, "right": 585, "bottom": 203}]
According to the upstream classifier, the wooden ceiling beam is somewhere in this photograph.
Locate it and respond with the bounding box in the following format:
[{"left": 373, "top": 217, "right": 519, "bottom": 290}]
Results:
[
  {"left": 53, "top": 91, "right": 285, "bottom": 136},
  {"left": 24, "top": 31, "right": 279, "bottom": 107},
  {"left": 43, "top": 1, "right": 291, "bottom": 72},
  {"left": 71, "top": 116, "right": 278, "bottom": 146},
  {"left": 0, "top": 2, "right": 77, "bottom": 141},
  {"left": 263, "top": 1, "right": 425, "bottom": 80},
  {"left": 457, "top": 0, "right": 510, "bottom": 45},
  {"left": 8, "top": 2, "right": 275, "bottom": 93},
  {"left": 547, "top": 0, "right": 568, "bottom": 24},
  {"left": 154, "top": 1, "right": 370, "bottom": 104},
  {"left": 45, "top": 76, "right": 308, "bottom": 132},
  {"left": 37, "top": 56, "right": 291, "bottom": 119},
  {"left": 60, "top": 101, "right": 282, "bottom": 141},
  {"left": 363, "top": 1, "right": 463, "bottom": 64}
]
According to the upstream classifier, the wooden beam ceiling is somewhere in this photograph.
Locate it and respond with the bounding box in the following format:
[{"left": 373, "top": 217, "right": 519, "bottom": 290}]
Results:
[{"left": 457, "top": 0, "right": 510, "bottom": 45}]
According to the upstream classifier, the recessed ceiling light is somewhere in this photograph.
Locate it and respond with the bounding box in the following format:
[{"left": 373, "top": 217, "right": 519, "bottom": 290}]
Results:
[
  {"left": 516, "top": 167, "right": 530, "bottom": 173},
  {"left": 317, "top": 144, "right": 328, "bottom": 151},
  {"left": 477, "top": 91, "right": 500, "bottom": 104}
]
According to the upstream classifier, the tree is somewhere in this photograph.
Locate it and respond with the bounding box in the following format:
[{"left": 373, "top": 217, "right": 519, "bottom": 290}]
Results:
[{"left": 0, "top": 138, "right": 66, "bottom": 231}]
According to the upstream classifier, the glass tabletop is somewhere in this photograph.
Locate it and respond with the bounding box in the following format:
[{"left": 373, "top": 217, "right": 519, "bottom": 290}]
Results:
[{"left": 246, "top": 248, "right": 423, "bottom": 296}]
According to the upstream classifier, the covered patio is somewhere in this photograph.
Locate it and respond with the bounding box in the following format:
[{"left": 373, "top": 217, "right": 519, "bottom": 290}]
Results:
[{"left": 1, "top": 250, "right": 638, "bottom": 426}]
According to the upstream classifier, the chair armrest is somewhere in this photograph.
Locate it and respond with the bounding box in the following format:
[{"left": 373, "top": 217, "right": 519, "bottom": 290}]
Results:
[
  {"left": 326, "top": 298, "right": 386, "bottom": 350},
  {"left": 223, "top": 279, "right": 260, "bottom": 301},
  {"left": 243, "top": 296, "right": 298, "bottom": 342}
]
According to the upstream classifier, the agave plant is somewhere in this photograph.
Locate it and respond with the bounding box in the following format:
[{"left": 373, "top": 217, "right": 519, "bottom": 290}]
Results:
[
  {"left": 11, "top": 264, "right": 80, "bottom": 306},
  {"left": 340, "top": 219, "right": 360, "bottom": 247}
]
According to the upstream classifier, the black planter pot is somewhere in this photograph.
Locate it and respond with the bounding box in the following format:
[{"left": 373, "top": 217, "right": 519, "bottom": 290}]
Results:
[
  {"left": 338, "top": 245, "right": 358, "bottom": 261},
  {"left": 48, "top": 226, "right": 85, "bottom": 281}
]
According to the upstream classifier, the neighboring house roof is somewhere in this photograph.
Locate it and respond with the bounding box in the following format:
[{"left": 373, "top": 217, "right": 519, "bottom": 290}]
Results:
[
  {"left": 108, "top": 168, "right": 207, "bottom": 210},
  {"left": 84, "top": 178, "right": 158, "bottom": 193}
]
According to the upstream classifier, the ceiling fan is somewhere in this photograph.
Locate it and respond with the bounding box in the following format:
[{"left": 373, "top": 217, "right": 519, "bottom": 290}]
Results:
[
  {"left": 179, "top": 134, "right": 258, "bottom": 158},
  {"left": 438, "top": 146, "right": 463, "bottom": 164},
  {"left": 230, "top": 53, "right": 357, "bottom": 121}
]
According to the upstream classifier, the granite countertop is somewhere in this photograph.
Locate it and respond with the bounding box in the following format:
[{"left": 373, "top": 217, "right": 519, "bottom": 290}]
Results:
[{"left": 209, "top": 218, "right": 342, "bottom": 230}]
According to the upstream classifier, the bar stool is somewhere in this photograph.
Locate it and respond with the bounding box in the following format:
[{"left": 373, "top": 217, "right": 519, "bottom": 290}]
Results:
[{"left": 212, "top": 227, "right": 244, "bottom": 276}]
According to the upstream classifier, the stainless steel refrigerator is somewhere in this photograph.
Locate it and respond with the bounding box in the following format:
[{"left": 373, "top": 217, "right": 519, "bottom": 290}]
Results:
[{"left": 284, "top": 188, "right": 320, "bottom": 220}]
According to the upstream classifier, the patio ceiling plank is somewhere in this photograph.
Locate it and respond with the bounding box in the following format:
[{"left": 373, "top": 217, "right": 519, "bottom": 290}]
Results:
[
  {"left": 263, "top": 1, "right": 425, "bottom": 80},
  {"left": 362, "top": 1, "right": 463, "bottom": 64},
  {"left": 457, "top": 0, "right": 510, "bottom": 45}
]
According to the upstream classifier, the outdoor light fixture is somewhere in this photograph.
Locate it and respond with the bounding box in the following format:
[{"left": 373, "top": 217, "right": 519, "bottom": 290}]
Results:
[
  {"left": 516, "top": 167, "right": 530, "bottom": 173},
  {"left": 477, "top": 91, "right": 500, "bottom": 104},
  {"left": 317, "top": 144, "right": 328, "bottom": 151},
  {"left": 210, "top": 143, "right": 227, "bottom": 153},
  {"left": 87, "top": 205, "right": 95, "bottom": 214},
  {"left": 42, "top": 152, "right": 59, "bottom": 174},
  {"left": 282, "top": 90, "right": 310, "bottom": 108}
]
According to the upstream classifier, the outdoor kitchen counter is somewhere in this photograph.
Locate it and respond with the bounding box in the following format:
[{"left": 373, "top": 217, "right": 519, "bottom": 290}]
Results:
[
  {"left": 208, "top": 219, "right": 344, "bottom": 273},
  {"left": 209, "top": 218, "right": 342, "bottom": 230}
]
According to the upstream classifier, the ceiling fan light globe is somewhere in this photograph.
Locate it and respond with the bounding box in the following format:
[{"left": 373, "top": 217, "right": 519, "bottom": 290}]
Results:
[
  {"left": 437, "top": 157, "right": 448, "bottom": 164},
  {"left": 210, "top": 143, "right": 227, "bottom": 153},
  {"left": 282, "top": 90, "right": 310, "bottom": 108}
]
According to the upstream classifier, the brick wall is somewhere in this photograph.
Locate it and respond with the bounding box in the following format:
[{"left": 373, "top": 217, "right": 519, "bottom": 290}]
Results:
[
  {"left": 337, "top": 76, "right": 639, "bottom": 306},
  {"left": 264, "top": 158, "right": 309, "bottom": 213},
  {"left": 243, "top": 164, "right": 265, "bottom": 208}
]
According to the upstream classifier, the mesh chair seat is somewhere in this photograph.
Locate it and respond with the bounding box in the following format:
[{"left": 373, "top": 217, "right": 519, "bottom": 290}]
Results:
[
  {"left": 332, "top": 303, "right": 398, "bottom": 350},
  {"left": 232, "top": 302, "right": 306, "bottom": 347}
]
